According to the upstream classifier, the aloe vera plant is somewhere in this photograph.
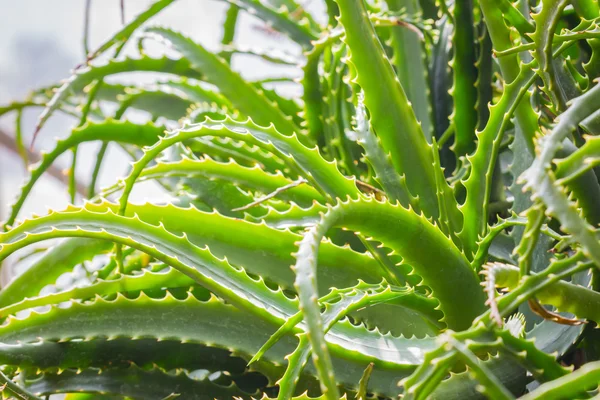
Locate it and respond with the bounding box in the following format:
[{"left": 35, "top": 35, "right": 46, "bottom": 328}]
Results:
[{"left": 3, "top": 0, "right": 600, "bottom": 398}]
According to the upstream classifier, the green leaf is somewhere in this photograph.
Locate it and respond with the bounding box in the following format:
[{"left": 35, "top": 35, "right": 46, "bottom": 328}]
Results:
[
  {"left": 291, "top": 197, "right": 485, "bottom": 331},
  {"left": 334, "top": 0, "right": 440, "bottom": 220},
  {"left": 480, "top": 0, "right": 539, "bottom": 154},
  {"left": 23, "top": 364, "right": 256, "bottom": 399},
  {"left": 86, "top": 0, "right": 177, "bottom": 60},
  {"left": 114, "top": 87, "right": 194, "bottom": 121},
  {"left": 519, "top": 360, "right": 600, "bottom": 400},
  {"left": 0, "top": 238, "right": 111, "bottom": 308},
  {"left": 522, "top": 83, "right": 600, "bottom": 270},
  {"left": 449, "top": 1, "right": 478, "bottom": 157},
  {"left": 531, "top": 0, "right": 570, "bottom": 108},
  {"left": 220, "top": 5, "right": 240, "bottom": 64},
  {"left": 276, "top": 285, "right": 407, "bottom": 399},
  {"left": 101, "top": 156, "right": 326, "bottom": 207},
  {"left": 222, "top": 0, "right": 318, "bottom": 45},
  {"left": 145, "top": 27, "right": 304, "bottom": 140},
  {"left": 0, "top": 289, "right": 433, "bottom": 397},
  {"left": 487, "top": 262, "right": 600, "bottom": 324},
  {"left": 117, "top": 119, "right": 358, "bottom": 212},
  {"left": 555, "top": 136, "right": 600, "bottom": 184},
  {"left": 31, "top": 56, "right": 201, "bottom": 140},
  {"left": 4, "top": 119, "right": 165, "bottom": 228},
  {"left": 0, "top": 267, "right": 193, "bottom": 317},
  {"left": 352, "top": 93, "right": 413, "bottom": 208},
  {"left": 459, "top": 65, "right": 536, "bottom": 258},
  {"left": 384, "top": 0, "right": 432, "bottom": 139}
]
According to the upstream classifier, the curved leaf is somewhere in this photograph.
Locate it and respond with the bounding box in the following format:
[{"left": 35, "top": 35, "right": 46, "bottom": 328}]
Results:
[{"left": 4, "top": 119, "right": 165, "bottom": 228}]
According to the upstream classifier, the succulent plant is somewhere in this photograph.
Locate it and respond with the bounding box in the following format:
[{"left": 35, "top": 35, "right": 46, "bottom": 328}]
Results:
[{"left": 2, "top": 0, "right": 600, "bottom": 398}]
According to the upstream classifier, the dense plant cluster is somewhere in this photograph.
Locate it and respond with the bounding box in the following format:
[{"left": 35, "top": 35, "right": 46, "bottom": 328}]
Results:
[{"left": 2, "top": 0, "right": 600, "bottom": 398}]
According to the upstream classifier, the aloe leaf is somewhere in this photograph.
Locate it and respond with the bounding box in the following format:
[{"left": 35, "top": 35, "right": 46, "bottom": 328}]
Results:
[
  {"left": 145, "top": 27, "right": 303, "bottom": 140},
  {"left": 431, "top": 18, "right": 452, "bottom": 139},
  {"left": 355, "top": 362, "right": 373, "bottom": 400},
  {"left": 0, "top": 268, "right": 194, "bottom": 317},
  {"left": 220, "top": 4, "right": 240, "bottom": 64},
  {"left": 155, "top": 80, "right": 233, "bottom": 108},
  {"left": 352, "top": 93, "right": 413, "bottom": 208},
  {"left": 86, "top": 0, "right": 176, "bottom": 60},
  {"left": 412, "top": 354, "right": 527, "bottom": 400},
  {"left": 252, "top": 282, "right": 440, "bottom": 365},
  {"left": 187, "top": 136, "right": 286, "bottom": 172},
  {"left": 480, "top": 0, "right": 539, "bottom": 153},
  {"left": 401, "top": 346, "right": 458, "bottom": 399},
  {"left": 522, "top": 84, "right": 600, "bottom": 268},
  {"left": 0, "top": 292, "right": 282, "bottom": 352},
  {"left": 258, "top": 85, "right": 304, "bottom": 129},
  {"left": 117, "top": 119, "right": 357, "bottom": 211},
  {"left": 531, "top": 0, "right": 570, "bottom": 108},
  {"left": 4, "top": 119, "right": 165, "bottom": 228},
  {"left": 0, "top": 290, "right": 435, "bottom": 396},
  {"left": 0, "top": 238, "right": 112, "bottom": 308},
  {"left": 223, "top": 0, "right": 318, "bottom": 46},
  {"left": 183, "top": 176, "right": 270, "bottom": 217},
  {"left": 553, "top": 139, "right": 600, "bottom": 226},
  {"left": 0, "top": 338, "right": 249, "bottom": 376},
  {"left": 475, "top": 25, "right": 493, "bottom": 131},
  {"left": 447, "top": 337, "right": 514, "bottom": 400},
  {"left": 431, "top": 138, "right": 463, "bottom": 244},
  {"left": 295, "top": 198, "right": 485, "bottom": 330},
  {"left": 88, "top": 141, "right": 109, "bottom": 197},
  {"left": 515, "top": 204, "right": 546, "bottom": 277},
  {"left": 487, "top": 262, "right": 600, "bottom": 324},
  {"left": 492, "top": 329, "right": 571, "bottom": 383},
  {"left": 449, "top": 0, "right": 478, "bottom": 157},
  {"left": 519, "top": 360, "right": 600, "bottom": 400},
  {"left": 385, "top": 0, "right": 432, "bottom": 139},
  {"left": 320, "top": 42, "right": 359, "bottom": 175},
  {"left": 497, "top": 0, "right": 535, "bottom": 36},
  {"left": 292, "top": 215, "right": 350, "bottom": 398},
  {"left": 255, "top": 202, "right": 325, "bottom": 228},
  {"left": 115, "top": 88, "right": 193, "bottom": 121},
  {"left": 102, "top": 156, "right": 326, "bottom": 206},
  {"left": 555, "top": 136, "right": 600, "bottom": 184},
  {"left": 477, "top": 253, "right": 594, "bottom": 327},
  {"left": 334, "top": 0, "right": 439, "bottom": 220},
  {"left": 22, "top": 364, "right": 256, "bottom": 399},
  {"left": 186, "top": 103, "right": 232, "bottom": 123},
  {"left": 570, "top": 0, "right": 600, "bottom": 80},
  {"left": 0, "top": 100, "right": 49, "bottom": 119},
  {"left": 472, "top": 215, "right": 561, "bottom": 270},
  {"left": 430, "top": 18, "right": 454, "bottom": 172},
  {"left": 277, "top": 286, "right": 406, "bottom": 399},
  {"left": 300, "top": 32, "right": 332, "bottom": 146},
  {"left": 458, "top": 65, "right": 536, "bottom": 258},
  {"left": 0, "top": 370, "right": 42, "bottom": 400},
  {"left": 300, "top": 27, "right": 357, "bottom": 149},
  {"left": 88, "top": 201, "right": 397, "bottom": 300},
  {"left": 31, "top": 55, "right": 201, "bottom": 137}
]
